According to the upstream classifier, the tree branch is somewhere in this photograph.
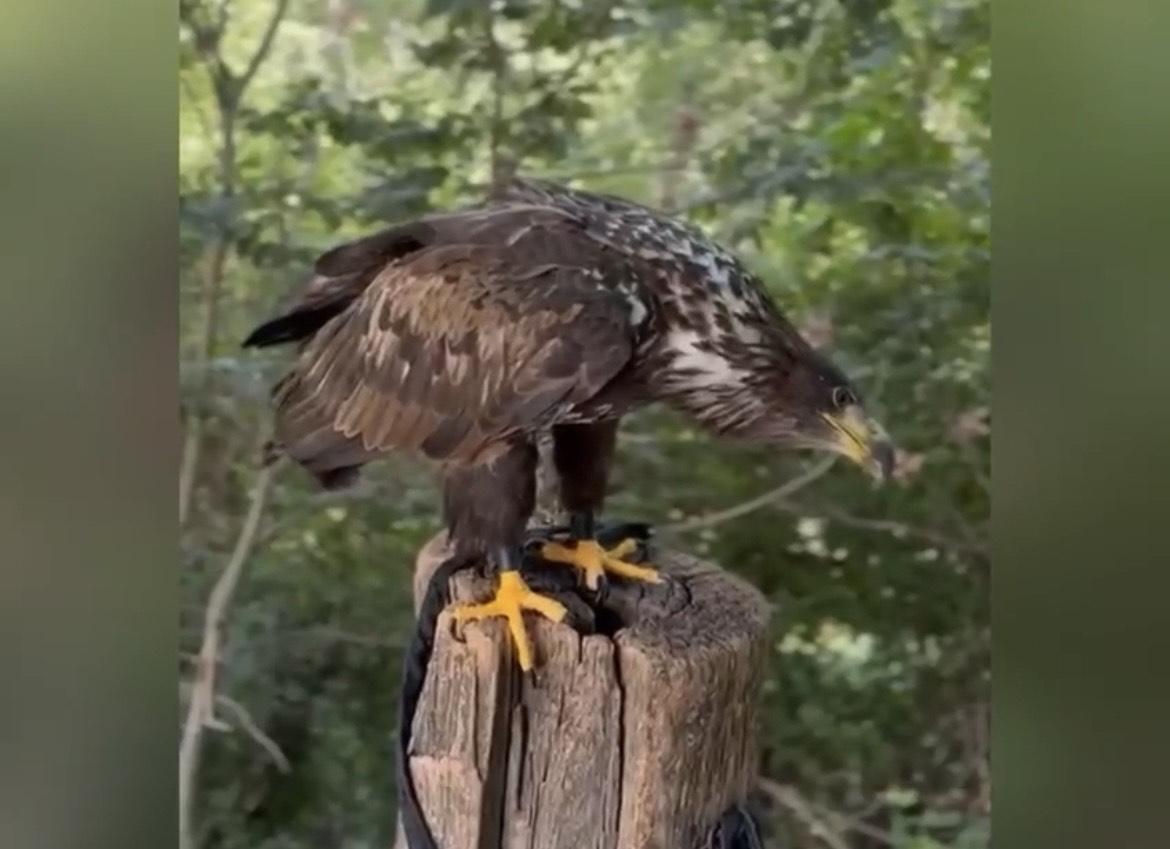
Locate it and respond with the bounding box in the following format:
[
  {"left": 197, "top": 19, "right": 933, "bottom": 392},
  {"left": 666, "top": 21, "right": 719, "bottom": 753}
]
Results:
[
  {"left": 760, "top": 778, "right": 898, "bottom": 847},
  {"left": 238, "top": 0, "right": 291, "bottom": 96},
  {"left": 179, "top": 465, "right": 275, "bottom": 849},
  {"left": 659, "top": 456, "right": 836, "bottom": 534},
  {"left": 179, "top": 239, "right": 232, "bottom": 528},
  {"left": 758, "top": 778, "right": 851, "bottom": 849},
  {"left": 773, "top": 498, "right": 989, "bottom": 560},
  {"left": 179, "top": 0, "right": 287, "bottom": 528},
  {"left": 178, "top": 420, "right": 203, "bottom": 528},
  {"left": 214, "top": 694, "right": 291, "bottom": 773},
  {"left": 177, "top": 683, "right": 292, "bottom": 772}
]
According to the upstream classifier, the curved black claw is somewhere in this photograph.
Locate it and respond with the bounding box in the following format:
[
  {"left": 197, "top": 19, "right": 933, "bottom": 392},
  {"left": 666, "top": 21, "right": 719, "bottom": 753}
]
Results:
[
  {"left": 522, "top": 517, "right": 658, "bottom": 611},
  {"left": 518, "top": 567, "right": 597, "bottom": 634},
  {"left": 520, "top": 544, "right": 611, "bottom": 607}
]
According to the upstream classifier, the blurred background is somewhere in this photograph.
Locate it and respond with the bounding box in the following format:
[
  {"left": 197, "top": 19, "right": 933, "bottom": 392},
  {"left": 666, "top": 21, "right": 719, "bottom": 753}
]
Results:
[{"left": 179, "top": 1, "right": 988, "bottom": 847}]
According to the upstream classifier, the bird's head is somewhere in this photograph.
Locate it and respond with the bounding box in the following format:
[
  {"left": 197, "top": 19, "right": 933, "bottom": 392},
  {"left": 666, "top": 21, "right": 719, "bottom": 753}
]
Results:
[{"left": 757, "top": 350, "right": 896, "bottom": 483}]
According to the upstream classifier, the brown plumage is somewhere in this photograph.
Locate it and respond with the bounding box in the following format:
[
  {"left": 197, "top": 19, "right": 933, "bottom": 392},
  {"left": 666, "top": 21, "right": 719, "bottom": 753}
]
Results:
[
  {"left": 267, "top": 242, "right": 633, "bottom": 472},
  {"left": 244, "top": 177, "right": 893, "bottom": 659},
  {"left": 248, "top": 179, "right": 891, "bottom": 485},
  {"left": 246, "top": 179, "right": 896, "bottom": 849},
  {"left": 251, "top": 203, "right": 648, "bottom": 491}
]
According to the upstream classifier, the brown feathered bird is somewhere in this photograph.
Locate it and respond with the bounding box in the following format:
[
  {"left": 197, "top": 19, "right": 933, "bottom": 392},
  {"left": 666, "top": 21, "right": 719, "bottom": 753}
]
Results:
[{"left": 244, "top": 179, "right": 894, "bottom": 670}]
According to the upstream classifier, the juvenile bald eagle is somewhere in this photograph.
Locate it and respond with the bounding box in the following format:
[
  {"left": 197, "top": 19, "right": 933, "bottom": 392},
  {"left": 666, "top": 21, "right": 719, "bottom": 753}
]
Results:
[{"left": 244, "top": 179, "right": 894, "bottom": 670}]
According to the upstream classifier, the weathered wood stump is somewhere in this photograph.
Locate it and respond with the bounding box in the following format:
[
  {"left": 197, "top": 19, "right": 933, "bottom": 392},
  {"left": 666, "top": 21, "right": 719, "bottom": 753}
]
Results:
[{"left": 399, "top": 532, "right": 770, "bottom": 849}]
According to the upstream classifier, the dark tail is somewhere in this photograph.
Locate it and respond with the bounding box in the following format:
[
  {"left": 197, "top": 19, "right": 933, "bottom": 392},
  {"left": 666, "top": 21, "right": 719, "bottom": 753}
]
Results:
[
  {"left": 242, "top": 303, "right": 348, "bottom": 348},
  {"left": 244, "top": 221, "right": 438, "bottom": 350}
]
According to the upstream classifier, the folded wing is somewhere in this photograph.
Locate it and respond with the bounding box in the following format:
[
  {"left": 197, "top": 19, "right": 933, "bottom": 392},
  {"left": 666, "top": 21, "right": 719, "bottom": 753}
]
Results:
[{"left": 270, "top": 243, "right": 636, "bottom": 472}]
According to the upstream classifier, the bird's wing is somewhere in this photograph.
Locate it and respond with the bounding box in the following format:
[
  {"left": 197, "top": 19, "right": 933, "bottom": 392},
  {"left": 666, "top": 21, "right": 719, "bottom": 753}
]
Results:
[
  {"left": 242, "top": 205, "right": 587, "bottom": 348},
  {"left": 241, "top": 221, "right": 435, "bottom": 348},
  {"left": 271, "top": 243, "right": 636, "bottom": 463}
]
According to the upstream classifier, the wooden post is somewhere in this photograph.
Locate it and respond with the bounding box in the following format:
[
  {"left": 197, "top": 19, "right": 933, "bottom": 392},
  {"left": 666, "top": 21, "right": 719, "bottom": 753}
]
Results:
[{"left": 400, "top": 533, "right": 771, "bottom": 849}]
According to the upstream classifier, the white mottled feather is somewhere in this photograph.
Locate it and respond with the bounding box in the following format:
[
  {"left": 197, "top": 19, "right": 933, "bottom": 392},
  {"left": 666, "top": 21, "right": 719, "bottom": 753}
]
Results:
[{"left": 666, "top": 328, "right": 749, "bottom": 386}]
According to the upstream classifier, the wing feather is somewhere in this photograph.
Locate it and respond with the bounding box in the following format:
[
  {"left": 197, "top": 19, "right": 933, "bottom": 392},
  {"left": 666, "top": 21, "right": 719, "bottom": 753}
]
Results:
[{"left": 272, "top": 243, "right": 636, "bottom": 465}]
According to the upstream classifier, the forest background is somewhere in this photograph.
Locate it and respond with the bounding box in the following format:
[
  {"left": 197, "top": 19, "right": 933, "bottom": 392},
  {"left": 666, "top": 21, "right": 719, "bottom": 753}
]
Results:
[{"left": 179, "top": 1, "right": 989, "bottom": 846}]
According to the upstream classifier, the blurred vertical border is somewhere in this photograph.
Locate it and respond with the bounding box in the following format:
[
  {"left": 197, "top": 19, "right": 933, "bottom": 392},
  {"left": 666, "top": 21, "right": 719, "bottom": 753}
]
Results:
[
  {"left": 3, "top": 1, "right": 1170, "bottom": 848},
  {"left": 0, "top": 1, "right": 177, "bottom": 848},
  {"left": 994, "top": 1, "right": 1170, "bottom": 849}
]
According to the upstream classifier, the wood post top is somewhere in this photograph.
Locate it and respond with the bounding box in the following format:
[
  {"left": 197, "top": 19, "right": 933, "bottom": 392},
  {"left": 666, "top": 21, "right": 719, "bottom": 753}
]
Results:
[{"left": 404, "top": 533, "right": 771, "bottom": 849}]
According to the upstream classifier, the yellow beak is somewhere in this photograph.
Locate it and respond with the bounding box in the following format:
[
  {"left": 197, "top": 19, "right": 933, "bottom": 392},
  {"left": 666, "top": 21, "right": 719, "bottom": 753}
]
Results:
[{"left": 821, "top": 405, "right": 896, "bottom": 482}]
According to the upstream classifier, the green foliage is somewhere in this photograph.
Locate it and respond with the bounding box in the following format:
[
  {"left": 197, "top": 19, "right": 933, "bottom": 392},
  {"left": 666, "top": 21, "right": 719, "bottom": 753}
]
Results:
[{"left": 181, "top": 0, "right": 988, "bottom": 846}]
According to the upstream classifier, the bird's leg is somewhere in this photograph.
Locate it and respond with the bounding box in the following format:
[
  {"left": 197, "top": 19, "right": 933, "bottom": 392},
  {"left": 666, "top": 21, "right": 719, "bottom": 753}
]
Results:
[
  {"left": 538, "top": 422, "right": 659, "bottom": 591},
  {"left": 540, "top": 511, "right": 660, "bottom": 591},
  {"left": 450, "top": 546, "right": 567, "bottom": 672}
]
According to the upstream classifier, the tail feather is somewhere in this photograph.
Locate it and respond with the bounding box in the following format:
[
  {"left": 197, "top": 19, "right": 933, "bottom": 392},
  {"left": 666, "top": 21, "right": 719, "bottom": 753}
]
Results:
[
  {"left": 243, "top": 223, "right": 434, "bottom": 349},
  {"left": 242, "top": 304, "right": 346, "bottom": 348},
  {"left": 315, "top": 465, "right": 362, "bottom": 490}
]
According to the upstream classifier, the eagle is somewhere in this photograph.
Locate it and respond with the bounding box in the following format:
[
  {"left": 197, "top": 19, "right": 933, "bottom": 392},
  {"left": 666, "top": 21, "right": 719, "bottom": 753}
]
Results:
[{"left": 244, "top": 178, "right": 894, "bottom": 671}]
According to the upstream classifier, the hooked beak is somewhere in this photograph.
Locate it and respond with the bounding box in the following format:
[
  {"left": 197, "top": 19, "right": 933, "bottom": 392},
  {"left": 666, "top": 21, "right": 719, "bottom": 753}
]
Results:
[{"left": 821, "top": 405, "right": 896, "bottom": 483}]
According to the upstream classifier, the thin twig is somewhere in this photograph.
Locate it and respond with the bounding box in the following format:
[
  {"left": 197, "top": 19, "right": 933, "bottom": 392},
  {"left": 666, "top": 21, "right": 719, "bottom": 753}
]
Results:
[
  {"left": 660, "top": 455, "right": 836, "bottom": 534},
  {"left": 758, "top": 778, "right": 850, "bottom": 849},
  {"left": 179, "top": 0, "right": 290, "bottom": 530},
  {"left": 177, "top": 683, "right": 291, "bottom": 772},
  {"left": 773, "top": 499, "right": 989, "bottom": 560},
  {"left": 758, "top": 781, "right": 893, "bottom": 846},
  {"left": 238, "top": 0, "right": 291, "bottom": 95},
  {"left": 179, "top": 465, "right": 275, "bottom": 849},
  {"left": 214, "top": 694, "right": 291, "bottom": 773},
  {"left": 179, "top": 235, "right": 233, "bottom": 528}
]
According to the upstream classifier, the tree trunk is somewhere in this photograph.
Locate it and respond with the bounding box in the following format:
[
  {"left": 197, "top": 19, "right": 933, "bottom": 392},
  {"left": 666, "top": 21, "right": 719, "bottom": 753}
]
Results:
[{"left": 400, "top": 533, "right": 770, "bottom": 849}]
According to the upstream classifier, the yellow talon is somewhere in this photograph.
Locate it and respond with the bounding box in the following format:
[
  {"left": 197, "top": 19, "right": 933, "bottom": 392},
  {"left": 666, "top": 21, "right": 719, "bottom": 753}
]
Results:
[
  {"left": 451, "top": 571, "right": 567, "bottom": 671},
  {"left": 541, "top": 538, "right": 660, "bottom": 590}
]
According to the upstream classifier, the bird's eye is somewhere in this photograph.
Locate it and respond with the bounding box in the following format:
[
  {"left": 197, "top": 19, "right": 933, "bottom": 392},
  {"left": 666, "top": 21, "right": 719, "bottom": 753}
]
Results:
[{"left": 832, "top": 386, "right": 857, "bottom": 409}]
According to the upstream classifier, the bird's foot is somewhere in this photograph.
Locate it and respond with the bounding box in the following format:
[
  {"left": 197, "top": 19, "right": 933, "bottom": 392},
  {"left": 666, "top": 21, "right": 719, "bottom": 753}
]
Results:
[
  {"left": 450, "top": 570, "right": 567, "bottom": 672},
  {"left": 540, "top": 537, "right": 660, "bottom": 591}
]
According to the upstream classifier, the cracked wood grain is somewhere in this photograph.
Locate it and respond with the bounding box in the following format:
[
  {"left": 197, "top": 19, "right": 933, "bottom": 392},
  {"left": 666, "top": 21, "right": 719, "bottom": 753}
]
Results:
[{"left": 400, "top": 533, "right": 770, "bottom": 849}]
